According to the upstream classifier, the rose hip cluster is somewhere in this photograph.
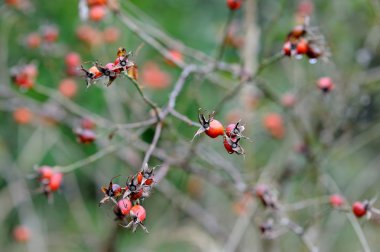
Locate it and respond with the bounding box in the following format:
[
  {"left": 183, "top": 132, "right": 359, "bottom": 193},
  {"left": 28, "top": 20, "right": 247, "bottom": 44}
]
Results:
[
  {"left": 282, "top": 21, "right": 328, "bottom": 64},
  {"left": 193, "top": 111, "right": 246, "bottom": 155},
  {"left": 99, "top": 164, "right": 155, "bottom": 233},
  {"left": 35, "top": 166, "right": 63, "bottom": 197},
  {"left": 80, "top": 47, "right": 136, "bottom": 87}
]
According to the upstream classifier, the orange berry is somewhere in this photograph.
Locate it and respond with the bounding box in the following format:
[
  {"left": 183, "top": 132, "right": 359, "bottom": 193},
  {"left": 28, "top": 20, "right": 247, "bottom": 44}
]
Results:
[
  {"left": 165, "top": 49, "right": 184, "bottom": 66},
  {"left": 296, "top": 39, "right": 309, "bottom": 55},
  {"left": 141, "top": 62, "right": 171, "bottom": 89},
  {"left": 89, "top": 6, "right": 106, "bottom": 22},
  {"left": 59, "top": 78, "right": 78, "bottom": 98},
  {"left": 205, "top": 120, "right": 224, "bottom": 138},
  {"left": 263, "top": 113, "right": 285, "bottom": 139},
  {"left": 13, "top": 107, "right": 32, "bottom": 125},
  {"left": 87, "top": 0, "right": 107, "bottom": 7},
  {"left": 13, "top": 226, "right": 30, "bottom": 243}
]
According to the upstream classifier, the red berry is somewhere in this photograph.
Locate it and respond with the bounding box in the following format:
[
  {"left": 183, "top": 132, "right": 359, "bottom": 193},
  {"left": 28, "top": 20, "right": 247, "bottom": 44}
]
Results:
[
  {"left": 282, "top": 41, "right": 293, "bottom": 56},
  {"left": 65, "top": 52, "right": 81, "bottom": 68},
  {"left": 26, "top": 33, "right": 41, "bottom": 49},
  {"left": 223, "top": 137, "right": 234, "bottom": 154},
  {"left": 225, "top": 121, "right": 245, "bottom": 138},
  {"left": 38, "top": 166, "right": 54, "bottom": 181},
  {"left": 59, "top": 78, "right": 78, "bottom": 98},
  {"left": 317, "top": 77, "right": 334, "bottom": 93},
  {"left": 296, "top": 39, "right": 309, "bottom": 55},
  {"left": 129, "top": 189, "right": 144, "bottom": 201},
  {"left": 263, "top": 113, "right": 285, "bottom": 139},
  {"left": 297, "top": 0, "right": 314, "bottom": 16},
  {"left": 352, "top": 201, "right": 367, "bottom": 218},
  {"left": 205, "top": 120, "right": 224, "bottom": 138},
  {"left": 80, "top": 118, "right": 96, "bottom": 130},
  {"left": 281, "top": 93, "right": 296, "bottom": 108},
  {"left": 87, "top": 0, "right": 107, "bottom": 7},
  {"left": 329, "top": 194, "right": 344, "bottom": 208},
  {"left": 89, "top": 6, "right": 106, "bottom": 22},
  {"left": 117, "top": 199, "right": 132, "bottom": 215},
  {"left": 42, "top": 25, "right": 59, "bottom": 43},
  {"left": 13, "top": 107, "right": 32, "bottom": 125},
  {"left": 48, "top": 172, "right": 63, "bottom": 192},
  {"left": 13, "top": 226, "right": 30, "bottom": 243},
  {"left": 136, "top": 172, "right": 143, "bottom": 184},
  {"left": 223, "top": 136, "right": 244, "bottom": 155},
  {"left": 141, "top": 62, "right": 171, "bottom": 89},
  {"left": 76, "top": 129, "right": 96, "bottom": 144},
  {"left": 130, "top": 205, "right": 146, "bottom": 223},
  {"left": 227, "top": 0, "right": 242, "bottom": 10},
  {"left": 165, "top": 49, "right": 184, "bottom": 66}
]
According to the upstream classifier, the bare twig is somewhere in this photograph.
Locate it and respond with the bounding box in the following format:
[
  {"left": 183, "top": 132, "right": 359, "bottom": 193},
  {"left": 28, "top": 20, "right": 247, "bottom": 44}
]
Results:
[
  {"left": 127, "top": 76, "right": 161, "bottom": 121},
  {"left": 56, "top": 144, "right": 119, "bottom": 173},
  {"left": 141, "top": 122, "right": 163, "bottom": 169}
]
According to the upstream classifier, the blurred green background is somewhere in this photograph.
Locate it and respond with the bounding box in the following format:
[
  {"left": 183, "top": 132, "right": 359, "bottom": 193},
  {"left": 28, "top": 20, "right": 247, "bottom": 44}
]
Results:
[{"left": 1, "top": 0, "right": 380, "bottom": 251}]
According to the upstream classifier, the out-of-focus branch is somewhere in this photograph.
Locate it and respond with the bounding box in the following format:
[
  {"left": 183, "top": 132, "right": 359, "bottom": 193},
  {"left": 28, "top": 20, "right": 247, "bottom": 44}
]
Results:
[
  {"left": 127, "top": 76, "right": 161, "bottom": 121},
  {"left": 56, "top": 144, "right": 119, "bottom": 173},
  {"left": 141, "top": 121, "right": 163, "bottom": 169}
]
